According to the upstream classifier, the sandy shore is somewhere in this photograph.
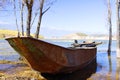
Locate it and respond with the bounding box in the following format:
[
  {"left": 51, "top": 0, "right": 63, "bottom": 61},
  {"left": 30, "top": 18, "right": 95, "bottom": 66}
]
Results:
[{"left": 0, "top": 60, "right": 46, "bottom": 80}]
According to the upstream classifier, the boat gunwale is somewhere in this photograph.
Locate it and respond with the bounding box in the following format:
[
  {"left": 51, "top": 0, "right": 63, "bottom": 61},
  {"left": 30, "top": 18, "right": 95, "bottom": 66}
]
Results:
[{"left": 5, "top": 37, "right": 96, "bottom": 50}]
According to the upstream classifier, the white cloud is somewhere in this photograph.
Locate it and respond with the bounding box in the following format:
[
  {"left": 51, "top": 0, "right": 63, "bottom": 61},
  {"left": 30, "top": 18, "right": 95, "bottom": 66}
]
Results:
[{"left": 0, "top": 21, "right": 9, "bottom": 25}]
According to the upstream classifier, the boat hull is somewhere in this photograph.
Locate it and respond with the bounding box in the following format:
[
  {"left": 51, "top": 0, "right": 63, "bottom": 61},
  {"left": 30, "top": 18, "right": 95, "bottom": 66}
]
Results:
[{"left": 6, "top": 37, "right": 97, "bottom": 74}]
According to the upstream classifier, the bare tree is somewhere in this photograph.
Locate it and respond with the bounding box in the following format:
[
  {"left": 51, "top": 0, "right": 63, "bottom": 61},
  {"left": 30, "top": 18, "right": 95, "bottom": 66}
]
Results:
[
  {"left": 19, "top": 1, "right": 25, "bottom": 36},
  {"left": 35, "top": 0, "right": 55, "bottom": 38},
  {"left": 116, "top": 0, "right": 120, "bottom": 58},
  {"left": 23, "top": 0, "right": 34, "bottom": 37},
  {"left": 107, "top": 0, "right": 112, "bottom": 55},
  {"left": 1, "top": 0, "right": 56, "bottom": 38},
  {"left": 13, "top": 0, "right": 20, "bottom": 37},
  {"left": 35, "top": 0, "right": 44, "bottom": 38}
]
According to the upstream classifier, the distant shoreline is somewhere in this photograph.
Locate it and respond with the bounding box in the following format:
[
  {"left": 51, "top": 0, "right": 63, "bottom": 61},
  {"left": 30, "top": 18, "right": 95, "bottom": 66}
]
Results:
[
  {"left": 0, "top": 29, "right": 116, "bottom": 40},
  {"left": 46, "top": 36, "right": 116, "bottom": 40}
]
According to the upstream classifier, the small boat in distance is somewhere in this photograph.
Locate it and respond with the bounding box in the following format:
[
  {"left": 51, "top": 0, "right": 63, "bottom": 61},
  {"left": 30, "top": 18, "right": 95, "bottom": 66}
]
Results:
[{"left": 6, "top": 37, "right": 97, "bottom": 74}]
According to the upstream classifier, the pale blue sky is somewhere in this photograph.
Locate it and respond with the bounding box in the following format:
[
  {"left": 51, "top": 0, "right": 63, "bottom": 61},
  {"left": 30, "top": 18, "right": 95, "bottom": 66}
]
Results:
[{"left": 0, "top": 0, "right": 116, "bottom": 38}]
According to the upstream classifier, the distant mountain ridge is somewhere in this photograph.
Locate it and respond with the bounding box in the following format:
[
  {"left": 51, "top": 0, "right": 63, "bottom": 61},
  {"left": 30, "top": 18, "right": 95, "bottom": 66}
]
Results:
[
  {"left": 60, "top": 33, "right": 116, "bottom": 40},
  {"left": 61, "top": 32, "right": 87, "bottom": 39}
]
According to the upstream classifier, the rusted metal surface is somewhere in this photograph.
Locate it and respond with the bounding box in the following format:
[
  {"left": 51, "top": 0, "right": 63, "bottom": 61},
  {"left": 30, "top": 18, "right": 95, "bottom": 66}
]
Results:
[{"left": 6, "top": 37, "right": 97, "bottom": 74}]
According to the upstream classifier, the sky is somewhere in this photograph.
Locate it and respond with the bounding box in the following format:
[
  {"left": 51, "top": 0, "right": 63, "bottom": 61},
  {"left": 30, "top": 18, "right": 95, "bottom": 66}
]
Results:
[{"left": 0, "top": 0, "right": 117, "bottom": 38}]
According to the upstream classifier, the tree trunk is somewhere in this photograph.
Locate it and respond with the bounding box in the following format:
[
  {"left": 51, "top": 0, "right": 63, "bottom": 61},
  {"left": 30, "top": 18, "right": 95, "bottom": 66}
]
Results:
[
  {"left": 26, "top": 8, "right": 32, "bottom": 37},
  {"left": 116, "top": 0, "right": 120, "bottom": 58},
  {"left": 21, "top": 3, "right": 24, "bottom": 36},
  {"left": 35, "top": 13, "right": 42, "bottom": 38},
  {"left": 108, "top": 24, "right": 112, "bottom": 55},
  {"left": 13, "top": 0, "right": 20, "bottom": 37},
  {"left": 24, "top": 0, "right": 34, "bottom": 37},
  {"left": 107, "top": 0, "right": 112, "bottom": 56},
  {"left": 35, "top": 0, "right": 44, "bottom": 39}
]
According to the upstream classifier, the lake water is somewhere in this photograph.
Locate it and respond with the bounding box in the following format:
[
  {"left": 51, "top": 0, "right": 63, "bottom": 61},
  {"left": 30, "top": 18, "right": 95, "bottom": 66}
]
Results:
[
  {"left": 0, "top": 39, "right": 20, "bottom": 61},
  {"left": 0, "top": 39, "right": 120, "bottom": 80}
]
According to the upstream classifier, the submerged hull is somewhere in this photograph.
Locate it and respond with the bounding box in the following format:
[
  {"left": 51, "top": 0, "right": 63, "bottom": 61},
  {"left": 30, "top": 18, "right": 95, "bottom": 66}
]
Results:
[{"left": 6, "top": 37, "right": 97, "bottom": 74}]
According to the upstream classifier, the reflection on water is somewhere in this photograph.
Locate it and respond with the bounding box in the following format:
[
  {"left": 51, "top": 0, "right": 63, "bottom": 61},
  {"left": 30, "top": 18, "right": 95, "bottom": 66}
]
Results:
[
  {"left": 89, "top": 52, "right": 118, "bottom": 80},
  {"left": 0, "top": 55, "right": 20, "bottom": 61},
  {"left": 116, "top": 58, "right": 120, "bottom": 80},
  {"left": 41, "top": 58, "right": 97, "bottom": 80},
  {"left": 0, "top": 40, "right": 20, "bottom": 61},
  {"left": 0, "top": 64, "right": 14, "bottom": 71},
  {"left": 41, "top": 52, "right": 120, "bottom": 80}
]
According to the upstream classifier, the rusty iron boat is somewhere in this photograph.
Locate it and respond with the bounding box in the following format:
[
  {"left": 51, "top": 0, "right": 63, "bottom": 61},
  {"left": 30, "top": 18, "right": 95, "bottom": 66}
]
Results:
[{"left": 6, "top": 37, "right": 97, "bottom": 74}]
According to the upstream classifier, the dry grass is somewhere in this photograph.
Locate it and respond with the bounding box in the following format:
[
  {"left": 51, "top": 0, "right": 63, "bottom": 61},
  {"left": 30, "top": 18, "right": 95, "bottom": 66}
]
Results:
[
  {"left": 0, "top": 60, "right": 46, "bottom": 80},
  {"left": 0, "top": 30, "right": 18, "bottom": 38},
  {"left": 0, "top": 70, "right": 46, "bottom": 80},
  {"left": 0, "top": 29, "right": 44, "bottom": 39}
]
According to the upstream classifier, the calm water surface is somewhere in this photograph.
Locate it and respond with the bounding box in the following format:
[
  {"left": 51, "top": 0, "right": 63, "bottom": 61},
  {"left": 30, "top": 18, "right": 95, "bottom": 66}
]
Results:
[{"left": 0, "top": 39, "right": 120, "bottom": 80}]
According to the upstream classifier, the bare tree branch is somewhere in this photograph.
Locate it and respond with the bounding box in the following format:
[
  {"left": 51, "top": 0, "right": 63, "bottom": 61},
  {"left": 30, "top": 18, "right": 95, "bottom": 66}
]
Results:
[
  {"left": 42, "top": 6, "right": 50, "bottom": 15},
  {"left": 31, "top": 12, "right": 38, "bottom": 26},
  {"left": 13, "top": 0, "right": 20, "bottom": 37},
  {"left": 20, "top": 1, "right": 24, "bottom": 36},
  {"left": 35, "top": 0, "right": 56, "bottom": 38}
]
